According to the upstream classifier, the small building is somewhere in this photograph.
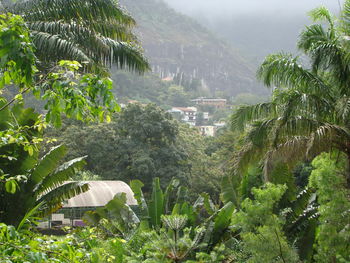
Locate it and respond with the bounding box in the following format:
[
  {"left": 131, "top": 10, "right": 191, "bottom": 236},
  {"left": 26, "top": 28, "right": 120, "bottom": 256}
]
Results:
[
  {"left": 169, "top": 107, "right": 197, "bottom": 126},
  {"left": 41, "top": 181, "right": 137, "bottom": 228},
  {"left": 198, "top": 126, "right": 216, "bottom": 137},
  {"left": 191, "top": 98, "right": 227, "bottom": 108},
  {"left": 203, "top": 112, "right": 210, "bottom": 121}
]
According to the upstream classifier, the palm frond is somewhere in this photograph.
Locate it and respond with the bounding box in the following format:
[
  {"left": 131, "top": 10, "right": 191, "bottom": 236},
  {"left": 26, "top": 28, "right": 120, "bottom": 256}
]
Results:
[
  {"left": 309, "top": 42, "right": 348, "bottom": 82},
  {"left": 92, "top": 38, "right": 149, "bottom": 72},
  {"left": 298, "top": 24, "right": 330, "bottom": 53},
  {"left": 8, "top": 0, "right": 150, "bottom": 73},
  {"left": 13, "top": 0, "right": 135, "bottom": 27},
  {"left": 31, "top": 30, "right": 91, "bottom": 63},
  {"left": 309, "top": 124, "right": 350, "bottom": 153},
  {"left": 257, "top": 53, "right": 329, "bottom": 94},
  {"left": 27, "top": 20, "right": 136, "bottom": 43},
  {"left": 273, "top": 89, "right": 334, "bottom": 129},
  {"left": 232, "top": 141, "right": 266, "bottom": 177},
  {"left": 87, "top": 20, "right": 137, "bottom": 41},
  {"left": 335, "top": 97, "right": 350, "bottom": 123},
  {"left": 272, "top": 116, "right": 324, "bottom": 147},
  {"left": 263, "top": 136, "right": 310, "bottom": 179},
  {"left": 340, "top": 0, "right": 350, "bottom": 34},
  {"left": 308, "top": 6, "right": 335, "bottom": 29},
  {"left": 284, "top": 187, "right": 318, "bottom": 261},
  {"left": 247, "top": 118, "right": 277, "bottom": 147},
  {"left": 231, "top": 102, "right": 276, "bottom": 132}
]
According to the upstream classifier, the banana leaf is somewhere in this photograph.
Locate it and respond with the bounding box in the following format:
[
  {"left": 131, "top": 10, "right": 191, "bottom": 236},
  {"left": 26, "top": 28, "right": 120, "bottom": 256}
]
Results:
[{"left": 148, "top": 177, "right": 164, "bottom": 228}]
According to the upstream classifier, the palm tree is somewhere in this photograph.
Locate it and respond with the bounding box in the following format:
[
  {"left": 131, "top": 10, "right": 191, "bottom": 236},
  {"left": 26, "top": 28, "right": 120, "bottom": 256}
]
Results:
[
  {"left": 0, "top": 103, "right": 89, "bottom": 227},
  {"left": 1, "top": 0, "right": 149, "bottom": 73},
  {"left": 231, "top": 2, "right": 350, "bottom": 187}
]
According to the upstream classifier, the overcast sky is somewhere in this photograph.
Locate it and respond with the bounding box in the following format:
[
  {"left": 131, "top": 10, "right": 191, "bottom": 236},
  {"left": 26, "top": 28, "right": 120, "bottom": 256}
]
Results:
[{"left": 164, "top": 0, "right": 342, "bottom": 17}]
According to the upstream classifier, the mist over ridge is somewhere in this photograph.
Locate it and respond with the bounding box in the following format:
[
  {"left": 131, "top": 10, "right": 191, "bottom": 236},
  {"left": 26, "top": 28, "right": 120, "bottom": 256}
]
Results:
[
  {"left": 163, "top": 0, "right": 342, "bottom": 16},
  {"left": 163, "top": 0, "right": 343, "bottom": 62}
]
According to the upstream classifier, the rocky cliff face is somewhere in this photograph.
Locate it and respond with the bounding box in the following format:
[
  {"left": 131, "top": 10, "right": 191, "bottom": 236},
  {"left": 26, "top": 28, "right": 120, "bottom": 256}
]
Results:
[{"left": 120, "top": 0, "right": 263, "bottom": 96}]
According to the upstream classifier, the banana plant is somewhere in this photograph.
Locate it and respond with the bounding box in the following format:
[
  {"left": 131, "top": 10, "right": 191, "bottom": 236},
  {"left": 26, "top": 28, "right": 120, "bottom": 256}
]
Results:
[
  {"left": 130, "top": 177, "right": 187, "bottom": 229},
  {"left": 0, "top": 143, "right": 89, "bottom": 227},
  {"left": 83, "top": 192, "right": 140, "bottom": 237},
  {"left": 130, "top": 177, "right": 236, "bottom": 250}
]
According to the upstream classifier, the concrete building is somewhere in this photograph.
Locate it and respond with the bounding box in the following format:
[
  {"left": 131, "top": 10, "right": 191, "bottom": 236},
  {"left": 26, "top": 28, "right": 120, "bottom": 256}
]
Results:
[
  {"left": 198, "top": 126, "right": 216, "bottom": 137},
  {"left": 191, "top": 98, "right": 227, "bottom": 108},
  {"left": 169, "top": 107, "right": 197, "bottom": 126}
]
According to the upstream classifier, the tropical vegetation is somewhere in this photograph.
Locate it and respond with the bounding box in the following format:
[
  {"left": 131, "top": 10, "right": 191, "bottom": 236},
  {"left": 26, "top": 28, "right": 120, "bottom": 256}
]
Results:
[{"left": 1, "top": 0, "right": 350, "bottom": 263}]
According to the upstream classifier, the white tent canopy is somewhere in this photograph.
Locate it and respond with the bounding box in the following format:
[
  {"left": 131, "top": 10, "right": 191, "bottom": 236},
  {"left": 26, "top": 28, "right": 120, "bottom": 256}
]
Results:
[{"left": 63, "top": 181, "right": 137, "bottom": 208}]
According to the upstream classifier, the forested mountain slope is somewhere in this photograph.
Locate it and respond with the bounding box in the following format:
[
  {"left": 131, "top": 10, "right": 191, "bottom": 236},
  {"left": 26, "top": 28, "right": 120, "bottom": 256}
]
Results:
[{"left": 119, "top": 0, "right": 262, "bottom": 96}]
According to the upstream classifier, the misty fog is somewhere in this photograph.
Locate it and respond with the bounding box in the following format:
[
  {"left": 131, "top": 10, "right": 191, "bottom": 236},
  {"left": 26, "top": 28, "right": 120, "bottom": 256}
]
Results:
[
  {"left": 163, "top": 0, "right": 341, "bottom": 16},
  {"left": 164, "top": 0, "right": 343, "bottom": 62}
]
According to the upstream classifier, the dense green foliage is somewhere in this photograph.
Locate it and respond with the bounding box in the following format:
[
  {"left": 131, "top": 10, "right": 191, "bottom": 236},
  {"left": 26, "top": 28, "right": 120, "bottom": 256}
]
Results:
[
  {"left": 1, "top": 1, "right": 350, "bottom": 263},
  {"left": 227, "top": 2, "right": 350, "bottom": 262},
  {"left": 309, "top": 153, "right": 350, "bottom": 262},
  {"left": 231, "top": 3, "right": 350, "bottom": 186},
  {"left": 45, "top": 104, "right": 223, "bottom": 197},
  {"left": 232, "top": 184, "right": 299, "bottom": 263}
]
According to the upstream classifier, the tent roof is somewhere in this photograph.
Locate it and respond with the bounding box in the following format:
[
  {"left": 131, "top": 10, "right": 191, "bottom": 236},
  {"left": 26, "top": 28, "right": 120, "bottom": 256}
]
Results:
[{"left": 63, "top": 181, "right": 137, "bottom": 208}]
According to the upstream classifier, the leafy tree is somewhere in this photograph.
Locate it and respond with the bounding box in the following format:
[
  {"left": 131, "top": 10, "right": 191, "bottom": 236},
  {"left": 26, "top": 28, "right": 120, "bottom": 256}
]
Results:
[
  {"left": 2, "top": 0, "right": 149, "bottom": 73},
  {"left": 46, "top": 104, "right": 190, "bottom": 191},
  {"left": 102, "top": 104, "right": 189, "bottom": 190},
  {"left": 0, "top": 13, "right": 36, "bottom": 91},
  {"left": 47, "top": 121, "right": 120, "bottom": 178},
  {"left": 0, "top": 13, "right": 120, "bottom": 126},
  {"left": 166, "top": 85, "right": 190, "bottom": 107},
  {"left": 0, "top": 13, "right": 130, "bottom": 227},
  {"left": 309, "top": 153, "right": 350, "bottom": 262},
  {"left": 231, "top": 1, "right": 350, "bottom": 187},
  {"left": 177, "top": 125, "right": 223, "bottom": 202},
  {"left": 232, "top": 183, "right": 299, "bottom": 263}
]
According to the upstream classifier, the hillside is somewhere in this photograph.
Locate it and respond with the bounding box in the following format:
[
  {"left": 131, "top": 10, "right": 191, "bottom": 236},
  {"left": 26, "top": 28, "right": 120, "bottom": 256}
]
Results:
[
  {"left": 163, "top": 0, "right": 341, "bottom": 63},
  {"left": 118, "top": 0, "right": 263, "bottom": 96}
]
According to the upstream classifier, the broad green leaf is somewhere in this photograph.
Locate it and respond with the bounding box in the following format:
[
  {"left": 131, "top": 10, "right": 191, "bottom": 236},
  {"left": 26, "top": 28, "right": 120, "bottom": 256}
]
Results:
[
  {"left": 148, "top": 177, "right": 164, "bottom": 228},
  {"left": 213, "top": 202, "right": 235, "bottom": 243},
  {"left": 82, "top": 211, "right": 101, "bottom": 225},
  {"left": 220, "top": 174, "right": 239, "bottom": 206},
  {"left": 163, "top": 178, "right": 180, "bottom": 214},
  {"left": 130, "top": 180, "right": 149, "bottom": 222},
  {"left": 5, "top": 180, "right": 17, "bottom": 194},
  {"left": 200, "top": 193, "right": 216, "bottom": 215},
  {"left": 31, "top": 145, "right": 67, "bottom": 184}
]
